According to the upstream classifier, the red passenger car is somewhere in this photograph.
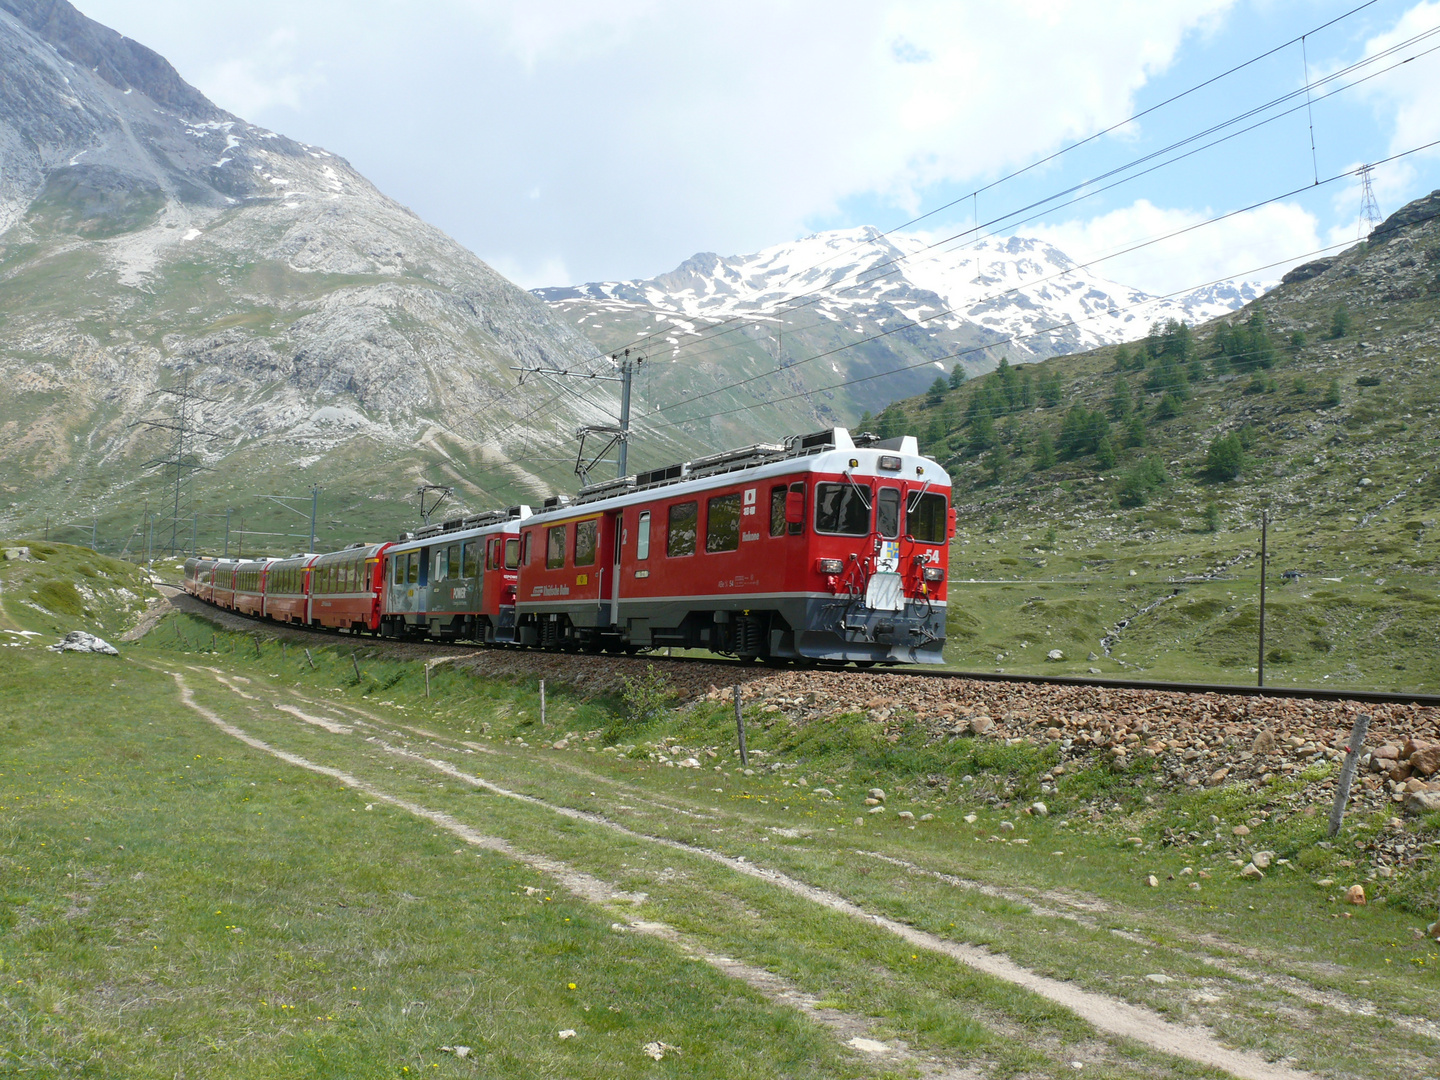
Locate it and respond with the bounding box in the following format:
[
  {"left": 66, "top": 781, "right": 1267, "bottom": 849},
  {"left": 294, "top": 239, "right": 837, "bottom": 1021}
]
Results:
[
  {"left": 308, "top": 543, "right": 391, "bottom": 633},
  {"left": 233, "top": 559, "right": 274, "bottom": 619},
  {"left": 264, "top": 554, "right": 315, "bottom": 625},
  {"left": 211, "top": 559, "right": 238, "bottom": 611}
]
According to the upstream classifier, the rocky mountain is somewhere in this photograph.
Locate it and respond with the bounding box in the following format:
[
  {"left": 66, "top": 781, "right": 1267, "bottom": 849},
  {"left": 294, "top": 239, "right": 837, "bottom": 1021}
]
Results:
[
  {"left": 536, "top": 228, "right": 1266, "bottom": 431},
  {"left": 0, "top": 0, "right": 648, "bottom": 552}
]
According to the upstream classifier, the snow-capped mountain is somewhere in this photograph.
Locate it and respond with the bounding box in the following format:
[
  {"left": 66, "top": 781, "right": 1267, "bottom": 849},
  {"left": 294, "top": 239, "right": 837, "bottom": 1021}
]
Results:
[{"left": 539, "top": 227, "right": 1268, "bottom": 363}]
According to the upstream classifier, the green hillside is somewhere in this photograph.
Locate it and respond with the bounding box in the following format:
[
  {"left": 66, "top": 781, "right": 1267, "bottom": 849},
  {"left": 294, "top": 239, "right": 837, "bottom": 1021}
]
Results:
[{"left": 873, "top": 192, "right": 1440, "bottom": 691}]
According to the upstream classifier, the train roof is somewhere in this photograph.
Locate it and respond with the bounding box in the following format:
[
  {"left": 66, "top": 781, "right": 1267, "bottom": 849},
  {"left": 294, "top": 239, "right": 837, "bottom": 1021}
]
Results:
[
  {"left": 388, "top": 506, "right": 532, "bottom": 556},
  {"left": 521, "top": 428, "right": 950, "bottom": 525}
]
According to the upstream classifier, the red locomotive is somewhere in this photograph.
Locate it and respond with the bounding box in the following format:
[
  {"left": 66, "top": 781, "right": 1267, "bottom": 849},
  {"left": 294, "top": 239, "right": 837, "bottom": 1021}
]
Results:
[{"left": 181, "top": 427, "right": 952, "bottom": 665}]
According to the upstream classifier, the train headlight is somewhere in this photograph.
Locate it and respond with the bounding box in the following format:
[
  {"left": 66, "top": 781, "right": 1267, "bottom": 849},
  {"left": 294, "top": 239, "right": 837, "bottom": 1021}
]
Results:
[
  {"left": 817, "top": 558, "right": 845, "bottom": 575},
  {"left": 922, "top": 566, "right": 945, "bottom": 583}
]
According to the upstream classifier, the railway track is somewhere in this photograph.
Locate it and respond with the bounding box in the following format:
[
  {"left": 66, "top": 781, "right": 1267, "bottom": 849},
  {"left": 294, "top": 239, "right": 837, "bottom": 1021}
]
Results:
[{"left": 156, "top": 584, "right": 1440, "bottom": 708}]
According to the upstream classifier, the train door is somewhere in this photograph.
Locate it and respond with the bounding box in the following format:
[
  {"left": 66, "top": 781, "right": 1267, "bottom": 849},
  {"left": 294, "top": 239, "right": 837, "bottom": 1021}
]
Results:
[
  {"left": 606, "top": 510, "right": 623, "bottom": 627},
  {"left": 868, "top": 485, "right": 904, "bottom": 611}
]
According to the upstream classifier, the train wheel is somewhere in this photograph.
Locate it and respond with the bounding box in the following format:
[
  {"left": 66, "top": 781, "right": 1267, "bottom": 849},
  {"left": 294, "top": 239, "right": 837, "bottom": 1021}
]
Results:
[{"left": 854, "top": 660, "right": 877, "bottom": 669}]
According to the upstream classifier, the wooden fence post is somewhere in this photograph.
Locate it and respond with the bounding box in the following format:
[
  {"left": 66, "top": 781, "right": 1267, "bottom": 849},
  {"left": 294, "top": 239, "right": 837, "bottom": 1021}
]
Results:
[
  {"left": 1328, "top": 713, "right": 1371, "bottom": 839},
  {"left": 734, "top": 684, "right": 748, "bottom": 767},
  {"left": 540, "top": 679, "right": 546, "bottom": 726}
]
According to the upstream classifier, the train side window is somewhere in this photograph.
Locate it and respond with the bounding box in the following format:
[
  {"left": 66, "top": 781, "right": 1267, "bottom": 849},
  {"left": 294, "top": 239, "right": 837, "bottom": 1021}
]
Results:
[
  {"left": 877, "top": 487, "right": 900, "bottom": 539},
  {"left": 505, "top": 538, "right": 520, "bottom": 570},
  {"left": 521, "top": 532, "right": 532, "bottom": 566},
  {"left": 546, "top": 525, "right": 567, "bottom": 570},
  {"left": 667, "top": 502, "right": 698, "bottom": 557},
  {"left": 393, "top": 557, "right": 403, "bottom": 586},
  {"left": 462, "top": 542, "right": 478, "bottom": 578},
  {"left": 407, "top": 552, "right": 419, "bottom": 584},
  {"left": 636, "top": 511, "right": 651, "bottom": 559},
  {"left": 770, "top": 486, "right": 787, "bottom": 537},
  {"left": 907, "top": 491, "right": 948, "bottom": 543},
  {"left": 787, "top": 481, "right": 806, "bottom": 536},
  {"left": 485, "top": 538, "right": 497, "bottom": 571},
  {"left": 815, "top": 482, "right": 871, "bottom": 536},
  {"left": 447, "top": 544, "right": 461, "bottom": 580},
  {"left": 574, "top": 519, "right": 598, "bottom": 566},
  {"left": 706, "top": 494, "right": 741, "bottom": 553},
  {"left": 434, "top": 548, "right": 449, "bottom": 583}
]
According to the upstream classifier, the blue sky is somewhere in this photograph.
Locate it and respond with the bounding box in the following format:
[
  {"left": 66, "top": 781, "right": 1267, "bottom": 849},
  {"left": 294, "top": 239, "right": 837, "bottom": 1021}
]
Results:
[{"left": 79, "top": 1, "right": 1440, "bottom": 293}]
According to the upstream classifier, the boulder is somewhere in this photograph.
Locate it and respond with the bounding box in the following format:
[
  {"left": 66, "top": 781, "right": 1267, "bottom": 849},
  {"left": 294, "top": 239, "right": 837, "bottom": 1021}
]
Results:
[
  {"left": 2, "top": 546, "right": 31, "bottom": 561},
  {"left": 1408, "top": 744, "right": 1440, "bottom": 777},
  {"left": 47, "top": 631, "right": 118, "bottom": 656},
  {"left": 1251, "top": 729, "right": 1277, "bottom": 755},
  {"left": 1046, "top": 649, "right": 1064, "bottom": 661},
  {"left": 1345, "top": 884, "right": 1366, "bottom": 906}
]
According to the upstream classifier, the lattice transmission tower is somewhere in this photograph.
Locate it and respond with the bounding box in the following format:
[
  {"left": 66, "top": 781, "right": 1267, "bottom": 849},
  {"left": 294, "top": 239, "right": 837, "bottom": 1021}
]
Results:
[
  {"left": 1358, "top": 164, "right": 1383, "bottom": 238},
  {"left": 132, "top": 367, "right": 224, "bottom": 556}
]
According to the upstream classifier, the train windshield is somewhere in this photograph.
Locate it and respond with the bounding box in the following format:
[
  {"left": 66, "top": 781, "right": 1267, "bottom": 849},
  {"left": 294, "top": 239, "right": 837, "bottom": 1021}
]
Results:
[
  {"left": 876, "top": 488, "right": 900, "bottom": 539},
  {"left": 814, "top": 482, "right": 871, "bottom": 536},
  {"left": 505, "top": 538, "right": 520, "bottom": 570},
  {"left": 907, "top": 491, "right": 948, "bottom": 544}
]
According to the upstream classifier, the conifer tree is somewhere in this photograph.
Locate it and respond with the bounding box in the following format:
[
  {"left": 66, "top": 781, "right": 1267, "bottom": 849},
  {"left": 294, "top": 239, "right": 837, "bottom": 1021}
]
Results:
[
  {"left": 949, "top": 363, "right": 968, "bottom": 389},
  {"left": 1095, "top": 436, "right": 1117, "bottom": 470},
  {"left": 1108, "top": 374, "right": 1133, "bottom": 422},
  {"left": 1032, "top": 430, "right": 1057, "bottom": 470}
]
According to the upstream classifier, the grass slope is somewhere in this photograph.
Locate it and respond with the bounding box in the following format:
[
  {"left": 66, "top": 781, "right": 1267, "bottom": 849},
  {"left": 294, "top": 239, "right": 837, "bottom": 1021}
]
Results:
[{"left": 870, "top": 200, "right": 1440, "bottom": 690}]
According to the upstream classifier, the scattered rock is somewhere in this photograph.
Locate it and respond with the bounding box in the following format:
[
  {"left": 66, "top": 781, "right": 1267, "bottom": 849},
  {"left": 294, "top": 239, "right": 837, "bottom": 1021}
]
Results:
[
  {"left": 1144, "top": 973, "right": 1173, "bottom": 983},
  {"left": 963, "top": 813, "right": 978, "bottom": 824},
  {"left": 1240, "top": 863, "right": 1265, "bottom": 880},
  {"left": 1251, "top": 851, "right": 1274, "bottom": 871},
  {"left": 867, "top": 788, "right": 887, "bottom": 802},
  {"left": 47, "top": 631, "right": 119, "bottom": 656},
  {"left": 2, "top": 546, "right": 30, "bottom": 561},
  {"left": 897, "top": 811, "right": 915, "bottom": 821},
  {"left": 847, "top": 1037, "right": 893, "bottom": 1055},
  {"left": 1345, "top": 885, "right": 1367, "bottom": 906},
  {"left": 998, "top": 820, "right": 1015, "bottom": 832},
  {"left": 812, "top": 787, "right": 834, "bottom": 798},
  {"left": 438, "top": 1046, "right": 472, "bottom": 1060},
  {"left": 968, "top": 715, "right": 994, "bottom": 736},
  {"left": 642, "top": 1041, "right": 679, "bottom": 1061},
  {"left": 1145, "top": 875, "right": 1159, "bottom": 887},
  {"left": 1231, "top": 825, "right": 1250, "bottom": 837},
  {"left": 867, "top": 805, "right": 886, "bottom": 815},
  {"left": 1251, "top": 729, "right": 1277, "bottom": 755},
  {"left": 1031, "top": 801, "right": 1049, "bottom": 817},
  {"left": 919, "top": 813, "right": 934, "bottom": 822},
  {"left": 1047, "top": 649, "right": 1065, "bottom": 661},
  {"left": 558, "top": 1029, "right": 577, "bottom": 1040}
]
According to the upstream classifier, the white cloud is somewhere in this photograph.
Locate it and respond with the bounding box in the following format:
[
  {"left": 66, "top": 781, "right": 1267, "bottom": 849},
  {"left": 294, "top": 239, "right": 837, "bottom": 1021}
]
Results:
[
  {"left": 1353, "top": 0, "right": 1440, "bottom": 157},
  {"left": 1025, "top": 198, "right": 1324, "bottom": 295}
]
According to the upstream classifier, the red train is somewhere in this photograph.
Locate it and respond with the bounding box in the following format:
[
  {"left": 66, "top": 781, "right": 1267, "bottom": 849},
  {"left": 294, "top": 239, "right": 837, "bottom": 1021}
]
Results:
[{"left": 182, "top": 427, "right": 952, "bottom": 665}]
